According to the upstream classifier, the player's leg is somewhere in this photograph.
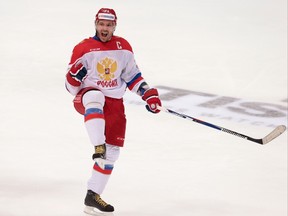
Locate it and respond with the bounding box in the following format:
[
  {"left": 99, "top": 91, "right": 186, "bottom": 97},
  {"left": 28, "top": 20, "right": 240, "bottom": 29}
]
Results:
[
  {"left": 82, "top": 90, "right": 106, "bottom": 146},
  {"left": 74, "top": 88, "right": 114, "bottom": 213},
  {"left": 85, "top": 144, "right": 120, "bottom": 213}
]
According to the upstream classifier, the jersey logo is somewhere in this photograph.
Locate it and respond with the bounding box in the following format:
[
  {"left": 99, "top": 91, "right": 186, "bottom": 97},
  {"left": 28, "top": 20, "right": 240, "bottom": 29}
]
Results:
[
  {"left": 116, "top": 41, "right": 122, "bottom": 49},
  {"left": 96, "top": 57, "right": 117, "bottom": 81}
]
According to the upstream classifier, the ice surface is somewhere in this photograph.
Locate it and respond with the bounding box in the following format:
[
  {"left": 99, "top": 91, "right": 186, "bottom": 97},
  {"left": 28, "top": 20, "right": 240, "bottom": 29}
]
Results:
[{"left": 0, "top": 0, "right": 287, "bottom": 215}]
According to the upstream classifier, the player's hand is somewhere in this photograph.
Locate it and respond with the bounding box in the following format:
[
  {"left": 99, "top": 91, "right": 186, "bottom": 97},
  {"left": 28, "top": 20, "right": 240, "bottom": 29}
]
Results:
[
  {"left": 69, "top": 60, "right": 88, "bottom": 84},
  {"left": 142, "top": 88, "right": 161, "bottom": 113}
]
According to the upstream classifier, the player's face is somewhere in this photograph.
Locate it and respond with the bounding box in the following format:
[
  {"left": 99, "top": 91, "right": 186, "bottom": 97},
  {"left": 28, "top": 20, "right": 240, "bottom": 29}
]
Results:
[{"left": 95, "top": 20, "right": 116, "bottom": 42}]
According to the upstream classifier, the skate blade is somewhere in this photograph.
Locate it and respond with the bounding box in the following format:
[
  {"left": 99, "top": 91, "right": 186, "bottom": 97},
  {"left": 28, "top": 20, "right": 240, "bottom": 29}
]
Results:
[{"left": 84, "top": 206, "right": 114, "bottom": 216}]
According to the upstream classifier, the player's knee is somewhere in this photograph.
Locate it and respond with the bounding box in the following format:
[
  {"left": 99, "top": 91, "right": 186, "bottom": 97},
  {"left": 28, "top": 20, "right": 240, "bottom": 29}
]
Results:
[{"left": 82, "top": 90, "right": 105, "bottom": 110}]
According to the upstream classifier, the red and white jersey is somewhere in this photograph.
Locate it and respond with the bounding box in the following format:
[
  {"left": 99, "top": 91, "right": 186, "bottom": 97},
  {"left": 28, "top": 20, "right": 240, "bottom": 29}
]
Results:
[{"left": 65, "top": 35, "right": 145, "bottom": 98}]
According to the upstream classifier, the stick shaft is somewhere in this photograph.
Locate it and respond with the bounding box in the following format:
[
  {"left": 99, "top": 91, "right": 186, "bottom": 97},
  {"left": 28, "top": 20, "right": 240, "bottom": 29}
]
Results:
[{"left": 159, "top": 106, "right": 286, "bottom": 145}]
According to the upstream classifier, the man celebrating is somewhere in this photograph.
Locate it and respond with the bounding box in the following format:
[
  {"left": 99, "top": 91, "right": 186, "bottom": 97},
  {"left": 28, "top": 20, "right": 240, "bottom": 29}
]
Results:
[{"left": 65, "top": 8, "right": 162, "bottom": 215}]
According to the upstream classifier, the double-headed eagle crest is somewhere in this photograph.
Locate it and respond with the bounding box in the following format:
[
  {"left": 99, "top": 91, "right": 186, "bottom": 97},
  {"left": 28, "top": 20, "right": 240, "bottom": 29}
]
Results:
[{"left": 97, "top": 57, "right": 117, "bottom": 81}]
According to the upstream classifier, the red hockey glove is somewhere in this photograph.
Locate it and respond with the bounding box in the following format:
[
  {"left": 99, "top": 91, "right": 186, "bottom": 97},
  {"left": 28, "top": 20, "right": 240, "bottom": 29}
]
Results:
[
  {"left": 67, "top": 60, "right": 88, "bottom": 86},
  {"left": 142, "top": 88, "right": 162, "bottom": 113}
]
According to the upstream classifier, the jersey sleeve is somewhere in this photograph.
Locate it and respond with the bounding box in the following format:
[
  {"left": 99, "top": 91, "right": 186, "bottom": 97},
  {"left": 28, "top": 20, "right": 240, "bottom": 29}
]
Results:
[
  {"left": 119, "top": 41, "right": 147, "bottom": 94},
  {"left": 65, "top": 40, "right": 87, "bottom": 95}
]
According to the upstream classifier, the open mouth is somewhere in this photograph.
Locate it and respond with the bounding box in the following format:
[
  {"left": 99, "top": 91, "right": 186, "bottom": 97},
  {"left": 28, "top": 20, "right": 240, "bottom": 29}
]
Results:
[{"left": 101, "top": 32, "right": 108, "bottom": 37}]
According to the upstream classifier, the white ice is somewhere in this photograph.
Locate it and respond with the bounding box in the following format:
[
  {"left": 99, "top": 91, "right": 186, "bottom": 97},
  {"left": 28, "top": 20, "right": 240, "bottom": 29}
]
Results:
[{"left": 0, "top": 0, "right": 287, "bottom": 216}]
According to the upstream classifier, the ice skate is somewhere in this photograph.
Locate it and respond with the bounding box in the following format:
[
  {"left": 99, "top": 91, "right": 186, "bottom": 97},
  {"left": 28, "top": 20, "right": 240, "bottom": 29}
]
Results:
[{"left": 84, "top": 190, "right": 114, "bottom": 216}]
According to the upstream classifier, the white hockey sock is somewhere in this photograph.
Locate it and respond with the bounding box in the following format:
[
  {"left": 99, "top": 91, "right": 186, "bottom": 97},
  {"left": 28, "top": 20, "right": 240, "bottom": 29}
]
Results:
[
  {"left": 87, "top": 144, "right": 120, "bottom": 195},
  {"left": 87, "top": 161, "right": 113, "bottom": 195},
  {"left": 82, "top": 90, "right": 106, "bottom": 146},
  {"left": 84, "top": 110, "right": 105, "bottom": 145}
]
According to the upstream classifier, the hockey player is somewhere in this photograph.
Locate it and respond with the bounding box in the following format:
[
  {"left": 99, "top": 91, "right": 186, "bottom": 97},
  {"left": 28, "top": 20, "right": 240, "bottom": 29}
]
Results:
[{"left": 65, "top": 8, "right": 162, "bottom": 215}]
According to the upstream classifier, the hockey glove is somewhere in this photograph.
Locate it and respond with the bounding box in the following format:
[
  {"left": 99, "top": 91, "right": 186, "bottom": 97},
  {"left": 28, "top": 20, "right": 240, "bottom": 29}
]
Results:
[
  {"left": 68, "top": 60, "right": 88, "bottom": 85},
  {"left": 142, "top": 88, "right": 162, "bottom": 113}
]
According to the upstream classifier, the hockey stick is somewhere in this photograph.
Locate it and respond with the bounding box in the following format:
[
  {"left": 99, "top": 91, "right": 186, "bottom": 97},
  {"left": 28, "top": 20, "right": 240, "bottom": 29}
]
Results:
[{"left": 158, "top": 106, "right": 286, "bottom": 145}]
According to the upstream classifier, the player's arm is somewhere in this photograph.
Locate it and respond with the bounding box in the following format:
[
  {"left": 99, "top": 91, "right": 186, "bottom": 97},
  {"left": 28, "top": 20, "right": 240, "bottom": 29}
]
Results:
[
  {"left": 121, "top": 43, "right": 162, "bottom": 113},
  {"left": 65, "top": 44, "right": 88, "bottom": 95},
  {"left": 126, "top": 73, "right": 162, "bottom": 114}
]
